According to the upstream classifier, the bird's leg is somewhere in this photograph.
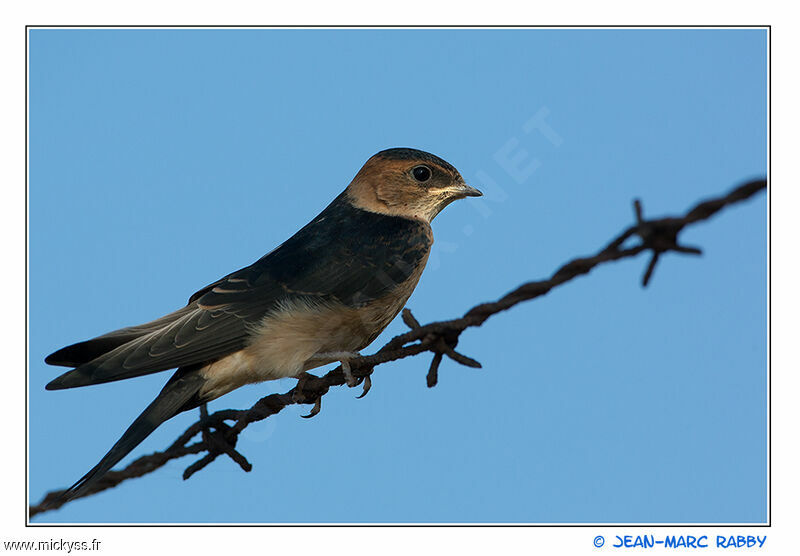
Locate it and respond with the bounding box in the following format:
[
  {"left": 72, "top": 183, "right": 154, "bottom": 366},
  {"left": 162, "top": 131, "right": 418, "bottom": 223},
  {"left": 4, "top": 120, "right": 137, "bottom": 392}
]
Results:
[{"left": 308, "top": 351, "right": 362, "bottom": 387}]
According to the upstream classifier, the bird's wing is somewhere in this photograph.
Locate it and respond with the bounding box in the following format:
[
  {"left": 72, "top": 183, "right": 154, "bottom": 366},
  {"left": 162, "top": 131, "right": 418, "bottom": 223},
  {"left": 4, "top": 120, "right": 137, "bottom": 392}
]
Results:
[
  {"left": 46, "top": 196, "right": 432, "bottom": 390},
  {"left": 194, "top": 198, "right": 432, "bottom": 311},
  {"left": 45, "top": 301, "right": 262, "bottom": 389},
  {"left": 45, "top": 304, "right": 207, "bottom": 368}
]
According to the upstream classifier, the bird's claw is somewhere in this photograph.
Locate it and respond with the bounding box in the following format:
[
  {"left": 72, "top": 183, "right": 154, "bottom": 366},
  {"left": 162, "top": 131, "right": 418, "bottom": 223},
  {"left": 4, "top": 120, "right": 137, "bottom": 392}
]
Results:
[
  {"left": 308, "top": 351, "right": 362, "bottom": 387},
  {"left": 301, "top": 396, "right": 322, "bottom": 419},
  {"left": 356, "top": 373, "right": 372, "bottom": 399}
]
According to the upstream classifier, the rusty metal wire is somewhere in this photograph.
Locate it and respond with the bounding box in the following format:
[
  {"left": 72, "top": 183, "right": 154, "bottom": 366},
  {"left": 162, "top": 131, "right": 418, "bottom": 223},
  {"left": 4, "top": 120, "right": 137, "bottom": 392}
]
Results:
[{"left": 30, "top": 177, "right": 766, "bottom": 518}]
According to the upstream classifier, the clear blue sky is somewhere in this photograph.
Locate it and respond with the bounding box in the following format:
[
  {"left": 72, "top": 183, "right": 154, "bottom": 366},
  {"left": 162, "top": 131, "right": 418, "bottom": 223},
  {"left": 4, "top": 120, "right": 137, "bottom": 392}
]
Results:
[{"left": 28, "top": 28, "right": 767, "bottom": 523}]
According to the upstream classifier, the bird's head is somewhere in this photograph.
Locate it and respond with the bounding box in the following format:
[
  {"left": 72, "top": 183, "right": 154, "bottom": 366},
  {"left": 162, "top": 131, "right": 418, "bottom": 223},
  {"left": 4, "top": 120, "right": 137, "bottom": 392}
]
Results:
[{"left": 345, "top": 148, "right": 482, "bottom": 223}]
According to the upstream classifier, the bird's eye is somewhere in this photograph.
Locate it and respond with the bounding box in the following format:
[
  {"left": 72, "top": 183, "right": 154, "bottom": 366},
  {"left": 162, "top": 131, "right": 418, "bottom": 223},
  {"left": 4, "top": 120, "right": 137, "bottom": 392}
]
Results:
[{"left": 411, "top": 165, "right": 432, "bottom": 183}]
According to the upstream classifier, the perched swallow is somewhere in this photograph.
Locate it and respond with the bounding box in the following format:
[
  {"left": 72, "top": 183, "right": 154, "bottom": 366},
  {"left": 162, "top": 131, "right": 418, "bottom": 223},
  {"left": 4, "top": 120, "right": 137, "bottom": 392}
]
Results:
[{"left": 45, "top": 147, "right": 482, "bottom": 500}]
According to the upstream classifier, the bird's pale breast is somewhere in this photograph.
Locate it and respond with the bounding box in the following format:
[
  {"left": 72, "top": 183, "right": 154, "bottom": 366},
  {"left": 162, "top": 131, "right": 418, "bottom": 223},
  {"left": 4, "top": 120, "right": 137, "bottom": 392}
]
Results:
[{"left": 197, "top": 247, "right": 429, "bottom": 401}]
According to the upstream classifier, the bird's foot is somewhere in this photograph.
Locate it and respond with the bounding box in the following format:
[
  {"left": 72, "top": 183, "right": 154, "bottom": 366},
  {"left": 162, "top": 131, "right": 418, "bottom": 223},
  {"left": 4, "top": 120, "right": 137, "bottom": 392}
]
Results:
[
  {"left": 309, "top": 351, "right": 362, "bottom": 387},
  {"left": 292, "top": 372, "right": 328, "bottom": 418}
]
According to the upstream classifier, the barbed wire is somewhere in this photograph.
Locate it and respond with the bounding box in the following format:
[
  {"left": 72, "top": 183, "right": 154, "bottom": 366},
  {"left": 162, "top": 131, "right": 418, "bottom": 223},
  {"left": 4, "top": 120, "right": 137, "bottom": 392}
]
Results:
[{"left": 30, "top": 177, "right": 766, "bottom": 518}]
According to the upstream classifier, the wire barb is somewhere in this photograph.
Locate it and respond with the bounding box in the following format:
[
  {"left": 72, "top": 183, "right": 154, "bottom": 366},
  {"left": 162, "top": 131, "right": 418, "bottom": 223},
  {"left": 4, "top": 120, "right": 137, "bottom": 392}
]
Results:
[
  {"left": 437, "top": 336, "right": 482, "bottom": 368},
  {"left": 427, "top": 352, "right": 444, "bottom": 388},
  {"left": 632, "top": 198, "right": 708, "bottom": 287},
  {"left": 402, "top": 308, "right": 422, "bottom": 329},
  {"left": 182, "top": 404, "right": 252, "bottom": 479}
]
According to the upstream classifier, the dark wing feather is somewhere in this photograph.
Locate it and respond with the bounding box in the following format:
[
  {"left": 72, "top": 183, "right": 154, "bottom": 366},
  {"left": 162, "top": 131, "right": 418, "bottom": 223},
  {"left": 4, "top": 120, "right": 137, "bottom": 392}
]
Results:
[
  {"left": 46, "top": 193, "right": 431, "bottom": 390},
  {"left": 195, "top": 192, "right": 432, "bottom": 311},
  {"left": 45, "top": 305, "right": 200, "bottom": 367},
  {"left": 45, "top": 298, "right": 274, "bottom": 390}
]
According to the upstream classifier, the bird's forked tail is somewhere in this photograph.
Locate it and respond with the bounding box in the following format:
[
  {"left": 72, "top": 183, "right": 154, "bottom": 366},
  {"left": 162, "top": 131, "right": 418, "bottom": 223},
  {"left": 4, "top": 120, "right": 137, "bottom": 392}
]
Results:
[{"left": 58, "top": 370, "right": 206, "bottom": 503}]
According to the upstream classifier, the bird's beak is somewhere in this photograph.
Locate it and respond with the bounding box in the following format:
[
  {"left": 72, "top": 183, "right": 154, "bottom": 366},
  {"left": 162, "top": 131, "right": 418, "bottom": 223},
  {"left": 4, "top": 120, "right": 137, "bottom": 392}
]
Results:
[{"left": 457, "top": 184, "right": 483, "bottom": 198}]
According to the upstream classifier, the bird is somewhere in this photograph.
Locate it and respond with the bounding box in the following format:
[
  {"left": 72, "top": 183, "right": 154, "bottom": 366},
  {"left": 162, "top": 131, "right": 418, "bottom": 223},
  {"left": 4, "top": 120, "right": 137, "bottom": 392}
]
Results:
[{"left": 45, "top": 147, "right": 482, "bottom": 501}]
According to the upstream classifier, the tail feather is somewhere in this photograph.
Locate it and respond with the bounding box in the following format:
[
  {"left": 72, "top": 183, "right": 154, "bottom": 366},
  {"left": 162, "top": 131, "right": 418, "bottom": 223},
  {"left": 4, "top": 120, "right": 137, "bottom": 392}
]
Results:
[
  {"left": 59, "top": 370, "right": 205, "bottom": 502},
  {"left": 45, "top": 305, "right": 197, "bottom": 368},
  {"left": 45, "top": 334, "right": 142, "bottom": 368}
]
